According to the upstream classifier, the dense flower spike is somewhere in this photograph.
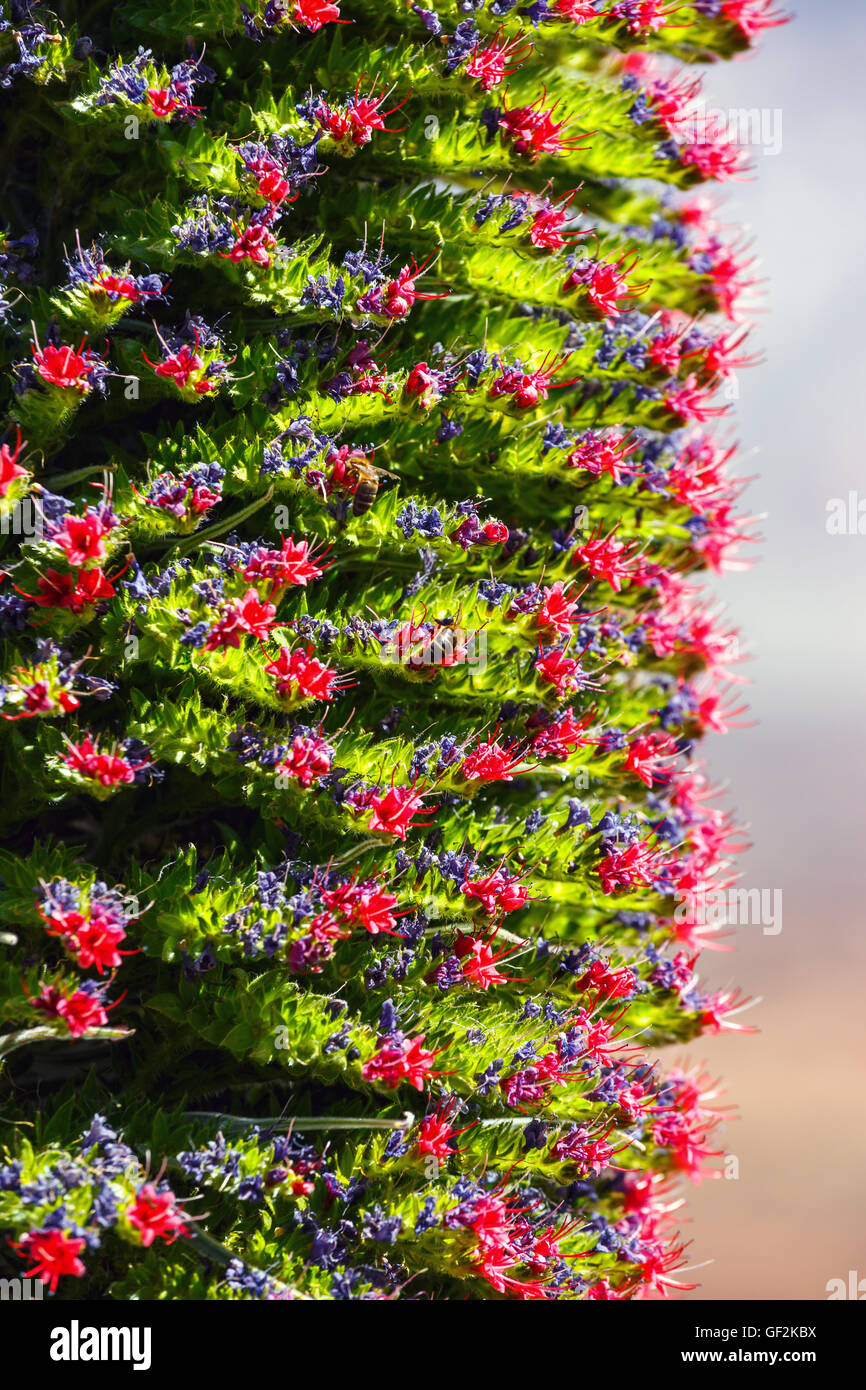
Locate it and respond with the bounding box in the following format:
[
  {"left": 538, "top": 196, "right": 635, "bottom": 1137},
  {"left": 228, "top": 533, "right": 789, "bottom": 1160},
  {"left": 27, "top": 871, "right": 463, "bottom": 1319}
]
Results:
[{"left": 0, "top": 0, "right": 780, "bottom": 1303}]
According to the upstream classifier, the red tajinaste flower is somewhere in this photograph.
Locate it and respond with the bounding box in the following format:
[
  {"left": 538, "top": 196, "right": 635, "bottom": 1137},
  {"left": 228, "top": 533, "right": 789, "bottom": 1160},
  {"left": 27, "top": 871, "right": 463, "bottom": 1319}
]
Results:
[
  {"left": 10, "top": 1229, "right": 86, "bottom": 1291},
  {"left": 242, "top": 535, "right": 328, "bottom": 592},
  {"left": 336, "top": 883, "right": 404, "bottom": 937},
  {"left": 535, "top": 645, "right": 598, "bottom": 697},
  {"left": 361, "top": 254, "right": 449, "bottom": 320},
  {"left": 465, "top": 31, "right": 532, "bottom": 92},
  {"left": 528, "top": 192, "right": 583, "bottom": 251},
  {"left": 31, "top": 336, "right": 98, "bottom": 393},
  {"left": 146, "top": 88, "right": 202, "bottom": 119},
  {"left": 454, "top": 930, "right": 525, "bottom": 991},
  {"left": 414, "top": 1104, "right": 474, "bottom": 1159},
  {"left": 554, "top": 0, "right": 600, "bottom": 22},
  {"left": 31, "top": 982, "right": 109, "bottom": 1036},
  {"left": 89, "top": 268, "right": 155, "bottom": 302},
  {"left": 571, "top": 525, "right": 641, "bottom": 592},
  {"left": 316, "top": 82, "right": 409, "bottom": 147},
  {"left": 596, "top": 839, "right": 668, "bottom": 895},
  {"left": 535, "top": 580, "right": 581, "bottom": 636},
  {"left": 691, "top": 681, "right": 752, "bottom": 734},
  {"left": 622, "top": 731, "right": 682, "bottom": 787},
  {"left": 276, "top": 731, "right": 334, "bottom": 787},
  {"left": 48, "top": 510, "right": 116, "bottom": 567},
  {"left": 361, "top": 1034, "right": 440, "bottom": 1091},
  {"left": 463, "top": 866, "right": 530, "bottom": 916},
  {"left": 126, "top": 1185, "right": 188, "bottom": 1246},
  {"left": 551, "top": 1123, "right": 619, "bottom": 1174},
  {"left": 696, "top": 987, "right": 758, "bottom": 1035},
  {"left": 66, "top": 918, "right": 128, "bottom": 974},
  {"left": 721, "top": 0, "right": 789, "bottom": 37},
  {"left": 27, "top": 566, "right": 116, "bottom": 613},
  {"left": 529, "top": 706, "right": 596, "bottom": 759},
  {"left": 294, "top": 0, "right": 345, "bottom": 33},
  {"left": 222, "top": 222, "right": 277, "bottom": 267},
  {"left": 576, "top": 958, "right": 640, "bottom": 1002},
  {"left": 489, "top": 352, "right": 579, "bottom": 409},
  {"left": 565, "top": 431, "right": 640, "bottom": 483},
  {"left": 564, "top": 253, "right": 650, "bottom": 316},
  {"left": 498, "top": 92, "right": 588, "bottom": 161},
  {"left": 681, "top": 141, "right": 750, "bottom": 182},
  {"left": 63, "top": 733, "right": 153, "bottom": 788},
  {"left": 610, "top": 1, "right": 692, "bottom": 36},
  {"left": 203, "top": 588, "right": 277, "bottom": 651},
  {"left": 0, "top": 429, "right": 27, "bottom": 497},
  {"left": 366, "top": 781, "right": 438, "bottom": 841},
  {"left": 698, "top": 327, "right": 763, "bottom": 378},
  {"left": 265, "top": 645, "right": 342, "bottom": 703},
  {"left": 459, "top": 732, "right": 527, "bottom": 784}
]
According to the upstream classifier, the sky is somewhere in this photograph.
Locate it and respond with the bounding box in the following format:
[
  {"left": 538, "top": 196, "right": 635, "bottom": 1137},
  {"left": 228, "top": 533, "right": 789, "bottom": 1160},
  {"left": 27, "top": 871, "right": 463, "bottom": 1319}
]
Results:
[{"left": 661, "top": 0, "right": 866, "bottom": 1301}]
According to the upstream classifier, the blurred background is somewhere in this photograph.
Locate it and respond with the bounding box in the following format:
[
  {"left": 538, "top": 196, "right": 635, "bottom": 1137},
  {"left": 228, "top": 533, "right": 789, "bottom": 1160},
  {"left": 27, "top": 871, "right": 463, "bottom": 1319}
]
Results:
[{"left": 671, "top": 0, "right": 866, "bottom": 1301}]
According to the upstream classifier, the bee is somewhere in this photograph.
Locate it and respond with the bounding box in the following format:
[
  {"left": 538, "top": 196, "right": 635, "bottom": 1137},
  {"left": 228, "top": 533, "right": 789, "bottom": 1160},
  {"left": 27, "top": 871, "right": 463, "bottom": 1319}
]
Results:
[{"left": 343, "top": 457, "right": 399, "bottom": 516}]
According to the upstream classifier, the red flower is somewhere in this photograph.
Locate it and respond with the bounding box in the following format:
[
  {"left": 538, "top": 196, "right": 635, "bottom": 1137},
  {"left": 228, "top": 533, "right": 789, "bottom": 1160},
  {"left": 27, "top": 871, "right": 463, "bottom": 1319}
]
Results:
[
  {"left": 31, "top": 566, "right": 115, "bottom": 613},
  {"left": 204, "top": 588, "right": 277, "bottom": 650},
  {"left": 554, "top": 0, "right": 599, "bottom": 23},
  {"left": 565, "top": 254, "right": 649, "bottom": 317},
  {"left": 721, "top": 0, "right": 789, "bottom": 38},
  {"left": 596, "top": 839, "right": 667, "bottom": 894},
  {"left": 367, "top": 782, "right": 437, "bottom": 840},
  {"left": 11, "top": 1228, "right": 86, "bottom": 1291},
  {"left": 31, "top": 338, "right": 95, "bottom": 393},
  {"left": 565, "top": 431, "right": 640, "bottom": 483},
  {"left": 32, "top": 983, "right": 109, "bottom": 1037},
  {"left": 294, "top": 0, "right": 344, "bottom": 32},
  {"left": 127, "top": 1184, "right": 188, "bottom": 1246},
  {"left": 534, "top": 647, "right": 585, "bottom": 697},
  {"left": 276, "top": 732, "right": 334, "bottom": 787},
  {"left": 571, "top": 525, "right": 641, "bottom": 592},
  {"left": 49, "top": 511, "right": 114, "bottom": 567},
  {"left": 498, "top": 92, "right": 586, "bottom": 161},
  {"left": 490, "top": 352, "right": 578, "bottom": 409},
  {"left": 459, "top": 733, "right": 525, "bottom": 784},
  {"left": 341, "top": 885, "right": 403, "bottom": 937},
  {"left": 242, "top": 535, "right": 326, "bottom": 590},
  {"left": 415, "top": 1111, "right": 462, "bottom": 1160},
  {"left": 622, "top": 731, "right": 681, "bottom": 787},
  {"left": 68, "top": 919, "right": 127, "bottom": 974},
  {"left": 361, "top": 1034, "right": 439, "bottom": 1091},
  {"left": 146, "top": 88, "right": 202, "bottom": 119},
  {"left": 256, "top": 167, "right": 295, "bottom": 206},
  {"left": 465, "top": 32, "right": 531, "bottom": 92},
  {"left": 463, "top": 867, "right": 529, "bottom": 916},
  {"left": 265, "top": 645, "right": 341, "bottom": 702},
  {"left": 90, "top": 269, "right": 147, "bottom": 302},
  {"left": 530, "top": 706, "right": 595, "bottom": 759},
  {"left": 536, "top": 580, "right": 579, "bottom": 636},
  {"left": 681, "top": 141, "right": 749, "bottom": 182},
  {"left": 455, "top": 931, "right": 524, "bottom": 990},
  {"left": 222, "top": 223, "right": 277, "bottom": 266},
  {"left": 62, "top": 733, "right": 152, "bottom": 788},
  {"left": 697, "top": 987, "right": 757, "bottom": 1035},
  {"left": 368, "top": 255, "right": 448, "bottom": 320},
  {"left": 611, "top": 1, "right": 692, "bottom": 36},
  {"left": 0, "top": 429, "right": 27, "bottom": 498}
]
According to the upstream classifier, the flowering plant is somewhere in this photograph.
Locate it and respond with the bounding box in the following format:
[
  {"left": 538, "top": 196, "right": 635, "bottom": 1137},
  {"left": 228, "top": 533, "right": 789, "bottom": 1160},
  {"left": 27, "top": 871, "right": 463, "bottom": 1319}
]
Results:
[{"left": 0, "top": 0, "right": 784, "bottom": 1301}]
